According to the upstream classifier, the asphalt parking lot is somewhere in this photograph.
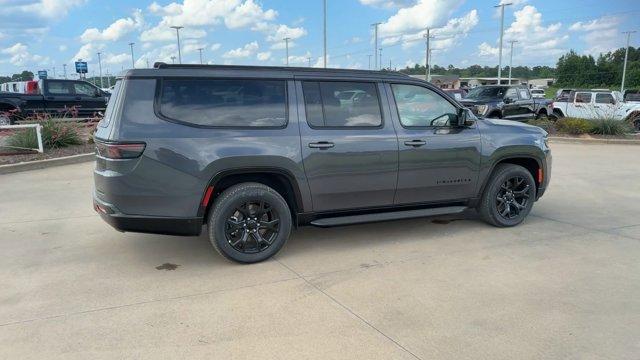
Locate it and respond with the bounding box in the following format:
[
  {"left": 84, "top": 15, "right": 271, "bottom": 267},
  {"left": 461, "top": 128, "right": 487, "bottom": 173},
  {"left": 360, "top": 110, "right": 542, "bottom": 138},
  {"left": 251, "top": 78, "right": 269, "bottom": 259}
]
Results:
[{"left": 1, "top": 142, "right": 639, "bottom": 359}]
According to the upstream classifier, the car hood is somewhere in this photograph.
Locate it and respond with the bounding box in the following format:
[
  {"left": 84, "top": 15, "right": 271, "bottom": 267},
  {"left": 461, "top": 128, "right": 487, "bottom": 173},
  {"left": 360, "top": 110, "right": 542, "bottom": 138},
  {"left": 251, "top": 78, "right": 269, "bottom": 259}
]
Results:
[
  {"left": 460, "top": 98, "right": 495, "bottom": 106},
  {"left": 480, "top": 117, "right": 548, "bottom": 136}
]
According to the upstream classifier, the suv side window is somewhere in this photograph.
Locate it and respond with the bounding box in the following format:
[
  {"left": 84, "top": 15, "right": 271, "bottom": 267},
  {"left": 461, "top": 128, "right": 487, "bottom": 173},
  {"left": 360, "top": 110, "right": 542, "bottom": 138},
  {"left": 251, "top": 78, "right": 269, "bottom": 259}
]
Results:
[
  {"left": 575, "top": 92, "right": 592, "bottom": 103},
  {"left": 505, "top": 88, "right": 519, "bottom": 102},
  {"left": 47, "top": 81, "right": 73, "bottom": 95},
  {"left": 595, "top": 93, "right": 615, "bottom": 104},
  {"left": 74, "top": 82, "right": 98, "bottom": 96},
  {"left": 518, "top": 89, "right": 531, "bottom": 100},
  {"left": 391, "top": 84, "right": 457, "bottom": 127},
  {"left": 301, "top": 81, "right": 382, "bottom": 128},
  {"left": 159, "top": 79, "right": 287, "bottom": 127}
]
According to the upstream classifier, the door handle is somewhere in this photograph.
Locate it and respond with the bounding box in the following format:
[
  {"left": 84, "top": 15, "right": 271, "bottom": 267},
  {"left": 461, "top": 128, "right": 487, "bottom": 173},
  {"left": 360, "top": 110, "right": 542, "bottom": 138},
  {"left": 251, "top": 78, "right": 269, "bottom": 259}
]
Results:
[
  {"left": 404, "top": 140, "right": 427, "bottom": 147},
  {"left": 309, "top": 141, "right": 335, "bottom": 149}
]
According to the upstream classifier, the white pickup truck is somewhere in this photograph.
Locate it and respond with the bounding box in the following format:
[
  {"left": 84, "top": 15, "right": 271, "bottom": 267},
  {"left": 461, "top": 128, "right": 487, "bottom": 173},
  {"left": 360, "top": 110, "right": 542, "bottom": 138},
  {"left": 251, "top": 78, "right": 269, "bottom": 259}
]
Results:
[{"left": 553, "top": 90, "right": 640, "bottom": 131}]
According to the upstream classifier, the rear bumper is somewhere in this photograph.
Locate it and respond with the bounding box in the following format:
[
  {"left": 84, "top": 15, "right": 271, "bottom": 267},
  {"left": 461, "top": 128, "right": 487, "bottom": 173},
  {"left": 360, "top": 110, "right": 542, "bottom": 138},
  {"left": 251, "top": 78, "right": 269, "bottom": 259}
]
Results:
[{"left": 93, "top": 194, "right": 202, "bottom": 236}]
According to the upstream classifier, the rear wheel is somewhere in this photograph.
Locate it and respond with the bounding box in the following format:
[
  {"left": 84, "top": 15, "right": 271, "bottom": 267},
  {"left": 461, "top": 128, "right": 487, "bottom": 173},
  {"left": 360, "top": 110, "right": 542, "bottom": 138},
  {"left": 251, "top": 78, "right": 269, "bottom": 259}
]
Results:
[
  {"left": 478, "top": 164, "right": 536, "bottom": 227},
  {"left": 208, "top": 182, "right": 292, "bottom": 263},
  {"left": 0, "top": 113, "right": 12, "bottom": 126}
]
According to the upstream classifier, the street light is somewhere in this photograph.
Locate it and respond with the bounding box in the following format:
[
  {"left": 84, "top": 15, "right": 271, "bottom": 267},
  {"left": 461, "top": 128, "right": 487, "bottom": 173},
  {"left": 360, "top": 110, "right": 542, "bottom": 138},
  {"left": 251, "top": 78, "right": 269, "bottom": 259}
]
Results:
[
  {"left": 97, "top": 52, "right": 104, "bottom": 88},
  {"left": 128, "top": 42, "right": 135, "bottom": 69},
  {"left": 621, "top": 31, "right": 637, "bottom": 92},
  {"left": 371, "top": 22, "right": 381, "bottom": 70},
  {"left": 62, "top": 64, "right": 67, "bottom": 79},
  {"left": 197, "top": 47, "right": 204, "bottom": 64},
  {"left": 170, "top": 56, "right": 176, "bottom": 64},
  {"left": 283, "top": 37, "right": 291, "bottom": 66},
  {"left": 323, "top": 0, "right": 327, "bottom": 68},
  {"left": 508, "top": 40, "right": 518, "bottom": 85},
  {"left": 494, "top": 2, "right": 512, "bottom": 84},
  {"left": 170, "top": 26, "right": 184, "bottom": 64}
]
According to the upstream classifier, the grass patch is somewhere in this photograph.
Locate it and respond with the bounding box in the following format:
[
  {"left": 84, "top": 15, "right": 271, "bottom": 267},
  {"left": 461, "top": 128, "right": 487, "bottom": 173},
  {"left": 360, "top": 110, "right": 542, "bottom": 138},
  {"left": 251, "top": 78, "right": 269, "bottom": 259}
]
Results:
[
  {"left": 555, "top": 117, "right": 593, "bottom": 135},
  {"left": 6, "top": 117, "right": 83, "bottom": 151},
  {"left": 590, "top": 118, "right": 632, "bottom": 136}
]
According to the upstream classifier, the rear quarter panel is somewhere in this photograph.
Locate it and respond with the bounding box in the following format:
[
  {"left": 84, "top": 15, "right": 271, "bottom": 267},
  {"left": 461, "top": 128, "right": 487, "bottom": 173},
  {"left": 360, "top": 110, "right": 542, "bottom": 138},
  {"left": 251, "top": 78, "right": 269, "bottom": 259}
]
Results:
[{"left": 94, "top": 78, "right": 310, "bottom": 218}]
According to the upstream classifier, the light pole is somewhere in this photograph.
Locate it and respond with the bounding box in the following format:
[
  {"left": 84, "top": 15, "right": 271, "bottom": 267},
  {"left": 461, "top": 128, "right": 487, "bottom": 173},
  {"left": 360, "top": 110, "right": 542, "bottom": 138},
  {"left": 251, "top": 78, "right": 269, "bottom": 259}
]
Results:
[
  {"left": 170, "top": 26, "right": 184, "bottom": 64},
  {"left": 379, "top": 48, "right": 382, "bottom": 70},
  {"left": 170, "top": 56, "right": 176, "bottom": 64},
  {"left": 197, "top": 48, "right": 204, "bottom": 64},
  {"left": 308, "top": 57, "right": 312, "bottom": 67},
  {"left": 97, "top": 52, "right": 104, "bottom": 88},
  {"left": 367, "top": 54, "right": 372, "bottom": 70},
  {"left": 128, "top": 42, "right": 135, "bottom": 68},
  {"left": 283, "top": 37, "right": 291, "bottom": 66},
  {"left": 621, "top": 31, "right": 637, "bottom": 92},
  {"left": 323, "top": 0, "right": 327, "bottom": 68},
  {"left": 62, "top": 64, "right": 67, "bottom": 79},
  {"left": 494, "top": 2, "right": 512, "bottom": 84},
  {"left": 371, "top": 22, "right": 381, "bottom": 70},
  {"left": 146, "top": 58, "right": 150, "bottom": 68},
  {"left": 508, "top": 40, "right": 518, "bottom": 85}
]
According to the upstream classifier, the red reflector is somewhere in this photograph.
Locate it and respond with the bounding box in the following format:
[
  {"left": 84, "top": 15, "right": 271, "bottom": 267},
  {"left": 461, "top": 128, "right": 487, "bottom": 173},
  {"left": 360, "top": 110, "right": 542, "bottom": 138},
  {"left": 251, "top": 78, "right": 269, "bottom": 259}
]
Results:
[
  {"left": 94, "top": 203, "right": 108, "bottom": 214},
  {"left": 538, "top": 168, "right": 543, "bottom": 183},
  {"left": 201, "top": 186, "right": 214, "bottom": 206}
]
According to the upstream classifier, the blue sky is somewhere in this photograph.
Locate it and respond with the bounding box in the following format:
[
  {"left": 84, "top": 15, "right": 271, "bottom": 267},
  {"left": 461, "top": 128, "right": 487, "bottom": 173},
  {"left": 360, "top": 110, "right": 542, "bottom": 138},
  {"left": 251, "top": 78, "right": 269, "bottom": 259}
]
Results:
[{"left": 0, "top": 0, "right": 638, "bottom": 77}]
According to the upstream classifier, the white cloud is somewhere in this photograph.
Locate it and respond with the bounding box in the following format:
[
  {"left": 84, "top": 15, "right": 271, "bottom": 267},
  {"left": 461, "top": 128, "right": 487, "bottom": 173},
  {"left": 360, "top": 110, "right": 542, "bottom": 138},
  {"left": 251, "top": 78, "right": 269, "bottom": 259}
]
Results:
[
  {"left": 58, "top": 45, "right": 67, "bottom": 52},
  {"left": 104, "top": 53, "right": 130, "bottom": 65},
  {"left": 257, "top": 51, "right": 271, "bottom": 61},
  {"left": 2, "top": 43, "right": 49, "bottom": 66},
  {"left": 71, "top": 42, "right": 105, "bottom": 62},
  {"left": 265, "top": 24, "right": 307, "bottom": 43},
  {"left": 210, "top": 43, "right": 222, "bottom": 51},
  {"left": 359, "top": 0, "right": 416, "bottom": 8},
  {"left": 478, "top": 42, "right": 499, "bottom": 57},
  {"left": 1, "top": 0, "right": 86, "bottom": 19},
  {"left": 569, "top": 16, "right": 623, "bottom": 55},
  {"left": 224, "top": 0, "right": 277, "bottom": 29},
  {"left": 140, "top": 26, "right": 206, "bottom": 42},
  {"left": 287, "top": 51, "right": 312, "bottom": 65},
  {"left": 222, "top": 41, "right": 259, "bottom": 59},
  {"left": 378, "top": 0, "right": 464, "bottom": 38},
  {"left": 80, "top": 9, "right": 143, "bottom": 43}
]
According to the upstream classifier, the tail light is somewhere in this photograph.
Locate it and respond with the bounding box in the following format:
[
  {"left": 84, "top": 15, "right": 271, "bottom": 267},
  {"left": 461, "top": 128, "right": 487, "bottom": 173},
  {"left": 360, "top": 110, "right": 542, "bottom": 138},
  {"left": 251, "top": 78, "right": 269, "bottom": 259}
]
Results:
[
  {"left": 26, "top": 81, "right": 38, "bottom": 94},
  {"left": 95, "top": 141, "right": 146, "bottom": 159}
]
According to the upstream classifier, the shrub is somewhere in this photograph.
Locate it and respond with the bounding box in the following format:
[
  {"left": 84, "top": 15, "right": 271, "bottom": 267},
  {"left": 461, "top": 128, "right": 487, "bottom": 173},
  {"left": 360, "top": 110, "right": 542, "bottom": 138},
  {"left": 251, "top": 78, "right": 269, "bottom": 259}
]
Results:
[
  {"left": 555, "top": 117, "right": 593, "bottom": 135},
  {"left": 528, "top": 118, "right": 556, "bottom": 133},
  {"left": 6, "top": 117, "right": 83, "bottom": 150},
  {"left": 590, "top": 118, "right": 632, "bottom": 136}
]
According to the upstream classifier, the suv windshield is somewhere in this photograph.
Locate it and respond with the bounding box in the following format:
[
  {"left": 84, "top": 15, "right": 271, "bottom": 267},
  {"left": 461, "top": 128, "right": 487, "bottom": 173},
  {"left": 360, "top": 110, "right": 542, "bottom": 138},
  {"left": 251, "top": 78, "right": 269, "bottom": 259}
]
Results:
[
  {"left": 624, "top": 91, "right": 640, "bottom": 102},
  {"left": 466, "top": 87, "right": 506, "bottom": 100}
]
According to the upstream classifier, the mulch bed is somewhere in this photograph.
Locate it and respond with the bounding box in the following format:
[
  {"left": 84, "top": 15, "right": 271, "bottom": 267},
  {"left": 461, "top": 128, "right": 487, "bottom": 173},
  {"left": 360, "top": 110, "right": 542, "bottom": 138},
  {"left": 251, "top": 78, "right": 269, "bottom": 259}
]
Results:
[{"left": 0, "top": 143, "right": 95, "bottom": 165}]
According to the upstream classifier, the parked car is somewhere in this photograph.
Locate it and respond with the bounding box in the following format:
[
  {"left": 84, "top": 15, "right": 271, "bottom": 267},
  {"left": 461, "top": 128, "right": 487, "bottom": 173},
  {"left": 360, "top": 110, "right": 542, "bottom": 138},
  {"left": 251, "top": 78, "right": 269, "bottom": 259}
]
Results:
[
  {"left": 0, "top": 79, "right": 109, "bottom": 125},
  {"left": 530, "top": 88, "right": 545, "bottom": 99},
  {"left": 623, "top": 89, "right": 640, "bottom": 103},
  {"left": 0, "top": 80, "right": 38, "bottom": 94},
  {"left": 553, "top": 90, "right": 640, "bottom": 130},
  {"left": 460, "top": 85, "right": 553, "bottom": 121},
  {"left": 443, "top": 88, "right": 468, "bottom": 101},
  {"left": 93, "top": 63, "right": 552, "bottom": 263}
]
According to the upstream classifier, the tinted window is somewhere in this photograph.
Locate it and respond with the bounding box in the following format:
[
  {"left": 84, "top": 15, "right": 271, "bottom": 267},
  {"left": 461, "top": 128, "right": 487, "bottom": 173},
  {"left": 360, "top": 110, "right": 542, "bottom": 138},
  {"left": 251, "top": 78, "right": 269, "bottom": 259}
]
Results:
[
  {"left": 302, "top": 81, "right": 382, "bottom": 127},
  {"left": 595, "top": 93, "right": 615, "bottom": 104},
  {"left": 505, "top": 88, "right": 518, "bottom": 101},
  {"left": 518, "top": 89, "right": 531, "bottom": 100},
  {"left": 391, "top": 84, "right": 457, "bottom": 127},
  {"left": 160, "top": 79, "right": 287, "bottom": 127},
  {"left": 466, "top": 87, "right": 506, "bottom": 100},
  {"left": 74, "top": 82, "right": 97, "bottom": 96},
  {"left": 575, "top": 92, "right": 592, "bottom": 103},
  {"left": 47, "top": 81, "right": 73, "bottom": 95}
]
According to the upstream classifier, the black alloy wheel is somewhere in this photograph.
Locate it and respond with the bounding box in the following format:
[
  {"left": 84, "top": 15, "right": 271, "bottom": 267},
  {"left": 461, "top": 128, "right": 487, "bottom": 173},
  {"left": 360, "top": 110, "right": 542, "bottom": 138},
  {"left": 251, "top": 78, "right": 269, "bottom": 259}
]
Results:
[
  {"left": 225, "top": 200, "right": 280, "bottom": 254},
  {"left": 495, "top": 176, "right": 531, "bottom": 220}
]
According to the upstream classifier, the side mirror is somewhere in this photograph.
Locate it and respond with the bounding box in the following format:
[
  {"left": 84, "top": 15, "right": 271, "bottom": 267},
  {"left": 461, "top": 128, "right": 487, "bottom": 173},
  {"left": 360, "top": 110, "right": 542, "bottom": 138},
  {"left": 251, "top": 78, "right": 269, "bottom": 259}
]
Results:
[
  {"left": 503, "top": 97, "right": 512, "bottom": 104},
  {"left": 457, "top": 108, "right": 475, "bottom": 127}
]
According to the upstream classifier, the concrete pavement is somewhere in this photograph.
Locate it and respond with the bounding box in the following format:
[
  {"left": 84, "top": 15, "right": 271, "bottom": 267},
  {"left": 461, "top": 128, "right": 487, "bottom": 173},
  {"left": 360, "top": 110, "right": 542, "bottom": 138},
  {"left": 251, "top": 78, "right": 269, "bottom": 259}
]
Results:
[{"left": 1, "top": 143, "right": 639, "bottom": 359}]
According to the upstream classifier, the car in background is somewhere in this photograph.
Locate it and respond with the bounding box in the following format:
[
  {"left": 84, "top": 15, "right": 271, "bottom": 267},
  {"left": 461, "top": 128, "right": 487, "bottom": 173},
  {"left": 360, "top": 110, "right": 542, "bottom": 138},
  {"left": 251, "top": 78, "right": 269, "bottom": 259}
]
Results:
[
  {"left": 443, "top": 88, "right": 467, "bottom": 101},
  {"left": 530, "top": 88, "right": 545, "bottom": 99},
  {"left": 553, "top": 89, "right": 640, "bottom": 130},
  {"left": 624, "top": 89, "right": 640, "bottom": 103},
  {"left": 460, "top": 85, "right": 552, "bottom": 121},
  {"left": 0, "top": 80, "right": 39, "bottom": 94}
]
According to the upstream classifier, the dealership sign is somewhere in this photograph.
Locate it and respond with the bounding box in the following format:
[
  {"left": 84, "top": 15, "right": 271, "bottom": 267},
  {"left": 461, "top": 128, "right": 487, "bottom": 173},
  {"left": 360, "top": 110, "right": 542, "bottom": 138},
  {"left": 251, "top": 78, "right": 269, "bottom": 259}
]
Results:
[
  {"left": 37, "top": 70, "right": 47, "bottom": 79},
  {"left": 75, "top": 61, "right": 88, "bottom": 74}
]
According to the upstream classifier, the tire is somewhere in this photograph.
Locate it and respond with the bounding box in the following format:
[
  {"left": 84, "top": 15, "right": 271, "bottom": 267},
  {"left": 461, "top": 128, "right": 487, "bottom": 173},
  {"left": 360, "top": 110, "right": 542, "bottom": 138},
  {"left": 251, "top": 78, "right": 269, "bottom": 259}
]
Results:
[
  {"left": 536, "top": 111, "right": 548, "bottom": 120},
  {"left": 478, "top": 164, "right": 536, "bottom": 227},
  {"left": 0, "top": 113, "right": 11, "bottom": 126},
  {"left": 207, "top": 182, "right": 292, "bottom": 263}
]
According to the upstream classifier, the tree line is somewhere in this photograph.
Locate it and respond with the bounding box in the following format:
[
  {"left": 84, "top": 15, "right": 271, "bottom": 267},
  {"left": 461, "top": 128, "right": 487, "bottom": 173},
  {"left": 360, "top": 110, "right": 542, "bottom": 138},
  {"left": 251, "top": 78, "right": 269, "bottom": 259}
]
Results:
[{"left": 398, "top": 46, "right": 640, "bottom": 89}]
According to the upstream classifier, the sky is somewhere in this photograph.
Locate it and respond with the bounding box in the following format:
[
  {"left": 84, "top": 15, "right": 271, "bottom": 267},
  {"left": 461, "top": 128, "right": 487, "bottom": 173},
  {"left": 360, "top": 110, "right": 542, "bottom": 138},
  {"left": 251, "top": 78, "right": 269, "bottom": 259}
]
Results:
[{"left": 0, "top": 0, "right": 638, "bottom": 77}]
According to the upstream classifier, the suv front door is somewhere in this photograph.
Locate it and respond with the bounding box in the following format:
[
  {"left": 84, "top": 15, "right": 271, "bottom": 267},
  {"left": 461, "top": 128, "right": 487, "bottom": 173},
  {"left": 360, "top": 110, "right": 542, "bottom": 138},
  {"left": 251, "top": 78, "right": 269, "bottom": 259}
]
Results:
[
  {"left": 387, "top": 83, "right": 482, "bottom": 205},
  {"left": 297, "top": 80, "right": 398, "bottom": 212},
  {"left": 502, "top": 87, "right": 521, "bottom": 120}
]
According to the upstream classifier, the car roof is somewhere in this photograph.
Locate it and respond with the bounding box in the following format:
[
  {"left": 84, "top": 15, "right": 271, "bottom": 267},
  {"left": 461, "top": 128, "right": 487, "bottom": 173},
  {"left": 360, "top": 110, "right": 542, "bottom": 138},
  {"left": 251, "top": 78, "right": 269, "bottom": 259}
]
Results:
[{"left": 124, "top": 62, "right": 413, "bottom": 82}]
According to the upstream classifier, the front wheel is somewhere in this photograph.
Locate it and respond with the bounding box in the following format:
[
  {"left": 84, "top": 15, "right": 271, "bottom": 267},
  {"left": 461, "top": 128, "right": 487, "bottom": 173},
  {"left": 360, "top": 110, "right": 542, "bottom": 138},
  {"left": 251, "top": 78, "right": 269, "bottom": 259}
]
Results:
[
  {"left": 208, "top": 182, "right": 292, "bottom": 263},
  {"left": 478, "top": 164, "right": 536, "bottom": 227}
]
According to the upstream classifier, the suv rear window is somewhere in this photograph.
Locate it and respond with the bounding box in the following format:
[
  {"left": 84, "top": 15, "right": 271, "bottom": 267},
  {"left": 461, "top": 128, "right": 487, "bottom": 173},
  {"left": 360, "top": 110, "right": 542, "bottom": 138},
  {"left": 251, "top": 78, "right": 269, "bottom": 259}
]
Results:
[
  {"left": 302, "top": 81, "right": 382, "bottom": 128},
  {"left": 159, "top": 79, "right": 287, "bottom": 127}
]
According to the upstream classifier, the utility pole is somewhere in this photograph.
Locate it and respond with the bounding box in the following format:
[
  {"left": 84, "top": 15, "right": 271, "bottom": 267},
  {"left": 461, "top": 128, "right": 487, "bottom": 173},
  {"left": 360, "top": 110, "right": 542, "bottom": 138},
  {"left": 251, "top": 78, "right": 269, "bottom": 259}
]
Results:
[
  {"left": 62, "top": 64, "right": 67, "bottom": 79},
  {"left": 308, "top": 57, "right": 312, "bottom": 67},
  {"left": 197, "top": 48, "right": 204, "bottom": 64},
  {"left": 97, "top": 52, "right": 104, "bottom": 88},
  {"left": 508, "top": 40, "right": 518, "bottom": 85},
  {"left": 146, "top": 58, "right": 150, "bottom": 68},
  {"left": 371, "top": 22, "right": 381, "bottom": 70},
  {"left": 621, "top": 31, "right": 637, "bottom": 92},
  {"left": 128, "top": 42, "right": 135, "bottom": 68},
  {"left": 283, "top": 37, "right": 291, "bottom": 66},
  {"left": 367, "top": 54, "right": 372, "bottom": 70},
  {"left": 389, "top": 59, "right": 392, "bottom": 71},
  {"left": 170, "top": 26, "right": 183, "bottom": 63},
  {"left": 428, "top": 49, "right": 433, "bottom": 81},
  {"left": 424, "top": 28, "right": 435, "bottom": 81},
  {"left": 323, "top": 0, "right": 327, "bottom": 68},
  {"left": 379, "top": 48, "right": 382, "bottom": 70},
  {"left": 170, "top": 56, "right": 176, "bottom": 64},
  {"left": 53, "top": 66, "right": 56, "bottom": 79},
  {"left": 494, "top": 2, "right": 512, "bottom": 84}
]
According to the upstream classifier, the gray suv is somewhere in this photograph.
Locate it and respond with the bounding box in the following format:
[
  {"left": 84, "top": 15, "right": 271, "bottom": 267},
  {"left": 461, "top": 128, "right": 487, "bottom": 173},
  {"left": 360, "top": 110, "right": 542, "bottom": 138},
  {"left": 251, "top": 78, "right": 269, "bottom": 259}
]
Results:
[{"left": 93, "top": 63, "right": 551, "bottom": 263}]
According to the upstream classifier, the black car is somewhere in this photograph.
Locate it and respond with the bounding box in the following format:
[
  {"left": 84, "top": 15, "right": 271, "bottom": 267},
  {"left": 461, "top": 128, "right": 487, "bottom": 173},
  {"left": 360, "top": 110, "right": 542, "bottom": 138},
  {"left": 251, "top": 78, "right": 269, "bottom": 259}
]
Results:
[
  {"left": 0, "top": 79, "right": 109, "bottom": 125},
  {"left": 460, "top": 85, "right": 553, "bottom": 121},
  {"left": 93, "top": 63, "right": 551, "bottom": 263}
]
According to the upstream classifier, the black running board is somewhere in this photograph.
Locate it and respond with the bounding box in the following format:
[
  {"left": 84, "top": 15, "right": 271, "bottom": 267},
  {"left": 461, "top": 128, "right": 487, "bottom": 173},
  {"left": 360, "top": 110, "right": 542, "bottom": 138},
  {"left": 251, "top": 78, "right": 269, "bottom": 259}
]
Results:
[{"left": 309, "top": 206, "right": 467, "bottom": 228}]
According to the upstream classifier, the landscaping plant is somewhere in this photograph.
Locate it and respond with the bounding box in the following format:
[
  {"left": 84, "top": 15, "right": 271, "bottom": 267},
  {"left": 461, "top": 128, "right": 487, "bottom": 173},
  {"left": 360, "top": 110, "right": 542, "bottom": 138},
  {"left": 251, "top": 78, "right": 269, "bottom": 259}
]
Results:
[
  {"left": 555, "top": 117, "right": 593, "bottom": 135},
  {"left": 590, "top": 118, "right": 632, "bottom": 136}
]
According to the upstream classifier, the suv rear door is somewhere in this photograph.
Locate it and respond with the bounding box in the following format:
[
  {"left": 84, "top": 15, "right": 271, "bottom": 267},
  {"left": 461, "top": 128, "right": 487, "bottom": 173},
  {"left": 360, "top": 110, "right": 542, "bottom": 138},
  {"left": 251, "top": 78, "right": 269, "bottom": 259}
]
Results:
[
  {"left": 71, "top": 81, "right": 107, "bottom": 116},
  {"left": 296, "top": 80, "right": 398, "bottom": 212},
  {"left": 43, "top": 80, "right": 77, "bottom": 113},
  {"left": 386, "top": 82, "right": 481, "bottom": 205}
]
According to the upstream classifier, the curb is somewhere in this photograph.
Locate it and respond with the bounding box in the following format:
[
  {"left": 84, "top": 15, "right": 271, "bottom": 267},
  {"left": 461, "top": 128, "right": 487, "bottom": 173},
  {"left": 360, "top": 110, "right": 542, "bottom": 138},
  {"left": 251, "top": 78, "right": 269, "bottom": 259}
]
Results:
[
  {"left": 549, "top": 136, "right": 640, "bottom": 146},
  {"left": 0, "top": 153, "right": 94, "bottom": 175}
]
